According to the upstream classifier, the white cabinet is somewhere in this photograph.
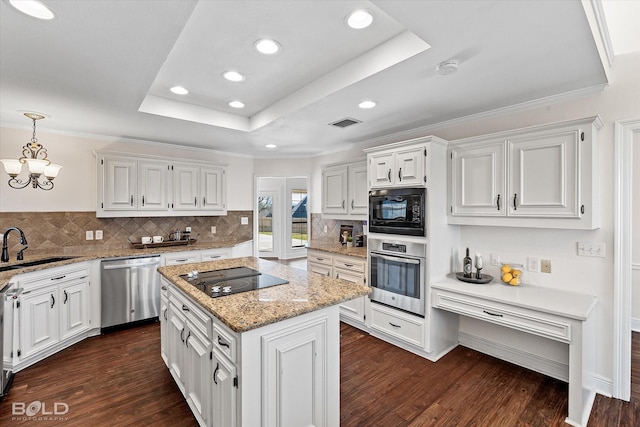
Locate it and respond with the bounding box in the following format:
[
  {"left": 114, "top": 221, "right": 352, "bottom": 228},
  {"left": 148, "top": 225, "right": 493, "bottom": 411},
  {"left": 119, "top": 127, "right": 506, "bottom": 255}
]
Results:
[
  {"left": 173, "top": 164, "right": 226, "bottom": 213},
  {"left": 97, "top": 151, "right": 227, "bottom": 217},
  {"left": 211, "top": 348, "right": 237, "bottom": 427},
  {"left": 307, "top": 250, "right": 367, "bottom": 327},
  {"left": 450, "top": 141, "right": 506, "bottom": 216},
  {"left": 448, "top": 116, "right": 603, "bottom": 229},
  {"left": 321, "top": 160, "right": 368, "bottom": 218},
  {"left": 367, "top": 144, "right": 427, "bottom": 188},
  {"left": 163, "top": 251, "right": 201, "bottom": 266},
  {"left": 99, "top": 155, "right": 169, "bottom": 213},
  {"left": 17, "top": 264, "right": 91, "bottom": 362}
]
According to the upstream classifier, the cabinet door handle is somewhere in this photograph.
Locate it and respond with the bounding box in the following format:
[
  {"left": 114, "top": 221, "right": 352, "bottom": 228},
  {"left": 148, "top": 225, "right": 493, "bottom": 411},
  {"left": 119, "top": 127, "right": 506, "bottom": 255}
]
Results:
[
  {"left": 513, "top": 193, "right": 518, "bottom": 211},
  {"left": 163, "top": 308, "right": 167, "bottom": 321},
  {"left": 130, "top": 195, "right": 134, "bottom": 206},
  {"left": 63, "top": 290, "right": 68, "bottom": 304},
  {"left": 50, "top": 294, "right": 55, "bottom": 309},
  {"left": 483, "top": 310, "right": 503, "bottom": 318},
  {"left": 142, "top": 195, "right": 145, "bottom": 206},
  {"left": 185, "top": 331, "right": 191, "bottom": 348},
  {"left": 180, "top": 327, "right": 185, "bottom": 343},
  {"left": 336, "top": 273, "right": 339, "bottom": 279},
  {"left": 389, "top": 322, "right": 401, "bottom": 328},
  {"left": 398, "top": 167, "right": 402, "bottom": 181},
  {"left": 213, "top": 362, "right": 220, "bottom": 385},
  {"left": 182, "top": 304, "right": 190, "bottom": 312},
  {"left": 194, "top": 197, "right": 197, "bottom": 206},
  {"left": 218, "top": 336, "right": 230, "bottom": 348},
  {"left": 351, "top": 199, "right": 354, "bottom": 209},
  {"left": 496, "top": 194, "right": 501, "bottom": 211},
  {"left": 387, "top": 169, "right": 391, "bottom": 182},
  {"left": 203, "top": 197, "right": 206, "bottom": 206},
  {"left": 175, "top": 259, "right": 188, "bottom": 262},
  {"left": 344, "top": 263, "right": 354, "bottom": 267},
  {"left": 161, "top": 286, "right": 167, "bottom": 291},
  {"left": 342, "top": 200, "right": 345, "bottom": 209}
]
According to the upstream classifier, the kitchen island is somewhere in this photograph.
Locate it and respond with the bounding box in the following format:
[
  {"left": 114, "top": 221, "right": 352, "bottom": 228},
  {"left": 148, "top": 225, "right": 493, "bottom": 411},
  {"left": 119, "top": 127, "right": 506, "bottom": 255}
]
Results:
[{"left": 157, "top": 256, "right": 370, "bottom": 427}]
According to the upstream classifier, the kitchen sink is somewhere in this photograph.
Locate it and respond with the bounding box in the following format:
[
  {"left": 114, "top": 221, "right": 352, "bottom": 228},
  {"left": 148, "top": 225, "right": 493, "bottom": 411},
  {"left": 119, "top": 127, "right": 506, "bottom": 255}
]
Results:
[{"left": 0, "top": 256, "right": 79, "bottom": 272}]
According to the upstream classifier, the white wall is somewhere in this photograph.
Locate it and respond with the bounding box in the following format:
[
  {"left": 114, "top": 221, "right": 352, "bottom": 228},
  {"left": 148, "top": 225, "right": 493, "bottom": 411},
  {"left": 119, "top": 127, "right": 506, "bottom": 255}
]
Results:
[
  {"left": 0, "top": 129, "right": 254, "bottom": 211},
  {"left": 633, "top": 130, "right": 640, "bottom": 330}
]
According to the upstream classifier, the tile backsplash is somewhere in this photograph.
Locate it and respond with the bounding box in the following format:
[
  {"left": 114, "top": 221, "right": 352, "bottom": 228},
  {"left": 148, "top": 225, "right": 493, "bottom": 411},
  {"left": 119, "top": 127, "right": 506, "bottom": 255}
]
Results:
[
  {"left": 0, "top": 211, "right": 253, "bottom": 255},
  {"left": 310, "top": 213, "right": 365, "bottom": 243}
]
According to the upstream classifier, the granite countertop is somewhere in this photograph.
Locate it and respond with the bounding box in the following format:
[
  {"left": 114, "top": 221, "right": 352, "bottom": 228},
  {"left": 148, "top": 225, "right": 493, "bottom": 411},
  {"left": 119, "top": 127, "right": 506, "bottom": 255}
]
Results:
[
  {"left": 0, "top": 239, "right": 252, "bottom": 288},
  {"left": 306, "top": 240, "right": 367, "bottom": 259},
  {"left": 158, "top": 257, "right": 370, "bottom": 333}
]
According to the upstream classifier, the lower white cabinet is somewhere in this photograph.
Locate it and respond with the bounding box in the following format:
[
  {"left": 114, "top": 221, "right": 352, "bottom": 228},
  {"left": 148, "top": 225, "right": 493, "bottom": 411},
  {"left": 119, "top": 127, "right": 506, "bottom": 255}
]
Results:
[
  {"left": 160, "top": 284, "right": 169, "bottom": 364},
  {"left": 307, "top": 250, "right": 367, "bottom": 326},
  {"left": 161, "top": 278, "right": 340, "bottom": 427},
  {"left": 17, "top": 263, "right": 91, "bottom": 363}
]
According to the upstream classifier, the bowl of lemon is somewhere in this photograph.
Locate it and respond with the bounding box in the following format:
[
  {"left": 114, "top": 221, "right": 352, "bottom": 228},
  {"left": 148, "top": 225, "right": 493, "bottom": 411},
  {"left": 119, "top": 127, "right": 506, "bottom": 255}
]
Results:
[{"left": 500, "top": 263, "right": 523, "bottom": 286}]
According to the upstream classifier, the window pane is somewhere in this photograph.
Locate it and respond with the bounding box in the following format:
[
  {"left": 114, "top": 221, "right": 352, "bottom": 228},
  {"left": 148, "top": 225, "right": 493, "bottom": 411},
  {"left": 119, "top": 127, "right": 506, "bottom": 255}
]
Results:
[{"left": 291, "top": 190, "right": 307, "bottom": 248}]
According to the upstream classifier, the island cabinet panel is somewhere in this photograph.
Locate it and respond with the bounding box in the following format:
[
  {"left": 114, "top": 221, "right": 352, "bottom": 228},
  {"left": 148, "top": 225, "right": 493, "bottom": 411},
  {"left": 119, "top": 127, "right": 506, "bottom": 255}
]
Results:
[
  {"left": 185, "top": 326, "right": 212, "bottom": 427},
  {"left": 160, "top": 285, "right": 169, "bottom": 365},
  {"left": 261, "top": 319, "right": 327, "bottom": 427},
  {"left": 211, "top": 348, "right": 237, "bottom": 427},
  {"left": 167, "top": 305, "right": 187, "bottom": 394}
]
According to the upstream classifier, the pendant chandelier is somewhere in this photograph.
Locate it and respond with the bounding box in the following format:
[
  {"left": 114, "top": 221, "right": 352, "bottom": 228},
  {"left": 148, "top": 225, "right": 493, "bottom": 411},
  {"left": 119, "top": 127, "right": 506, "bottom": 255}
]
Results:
[{"left": 0, "top": 112, "right": 62, "bottom": 190}]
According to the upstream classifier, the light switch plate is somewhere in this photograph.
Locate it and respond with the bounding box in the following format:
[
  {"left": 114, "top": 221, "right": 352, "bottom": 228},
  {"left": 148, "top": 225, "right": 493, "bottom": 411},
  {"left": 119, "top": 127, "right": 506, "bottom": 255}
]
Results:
[
  {"left": 95, "top": 230, "right": 103, "bottom": 240},
  {"left": 241, "top": 217, "right": 249, "bottom": 225},
  {"left": 527, "top": 257, "right": 539, "bottom": 272},
  {"left": 211, "top": 226, "right": 217, "bottom": 234},
  {"left": 577, "top": 242, "right": 606, "bottom": 258},
  {"left": 85, "top": 230, "right": 94, "bottom": 240},
  {"left": 490, "top": 254, "right": 500, "bottom": 266},
  {"left": 185, "top": 226, "right": 191, "bottom": 232}
]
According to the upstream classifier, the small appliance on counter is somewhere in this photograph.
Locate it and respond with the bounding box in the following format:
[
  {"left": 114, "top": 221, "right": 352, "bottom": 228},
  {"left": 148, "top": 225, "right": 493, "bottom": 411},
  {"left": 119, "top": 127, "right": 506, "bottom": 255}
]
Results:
[{"left": 355, "top": 234, "right": 366, "bottom": 247}]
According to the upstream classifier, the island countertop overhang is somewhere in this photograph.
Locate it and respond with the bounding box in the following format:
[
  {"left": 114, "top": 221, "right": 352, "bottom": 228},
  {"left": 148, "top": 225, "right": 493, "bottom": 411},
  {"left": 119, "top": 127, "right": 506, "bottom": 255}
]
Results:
[{"left": 158, "top": 256, "right": 370, "bottom": 333}]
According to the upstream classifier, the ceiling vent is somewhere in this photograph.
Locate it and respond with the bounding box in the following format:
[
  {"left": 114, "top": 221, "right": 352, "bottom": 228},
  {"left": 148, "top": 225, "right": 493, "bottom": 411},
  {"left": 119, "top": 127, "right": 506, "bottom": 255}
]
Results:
[{"left": 329, "top": 117, "right": 362, "bottom": 128}]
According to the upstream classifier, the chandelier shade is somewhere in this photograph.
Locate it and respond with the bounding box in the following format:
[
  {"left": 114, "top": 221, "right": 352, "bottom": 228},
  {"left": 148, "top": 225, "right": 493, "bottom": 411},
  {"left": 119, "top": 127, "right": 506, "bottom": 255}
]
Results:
[{"left": 0, "top": 112, "right": 62, "bottom": 190}]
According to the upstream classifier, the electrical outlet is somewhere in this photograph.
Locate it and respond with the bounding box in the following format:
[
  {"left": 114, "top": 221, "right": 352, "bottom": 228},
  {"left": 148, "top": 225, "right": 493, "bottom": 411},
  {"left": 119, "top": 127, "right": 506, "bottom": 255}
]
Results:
[
  {"left": 95, "top": 230, "right": 103, "bottom": 240},
  {"left": 527, "top": 257, "right": 539, "bottom": 272},
  {"left": 490, "top": 254, "right": 500, "bottom": 266},
  {"left": 211, "top": 226, "right": 217, "bottom": 234},
  {"left": 85, "top": 230, "right": 94, "bottom": 240},
  {"left": 241, "top": 216, "right": 249, "bottom": 225},
  {"left": 185, "top": 226, "right": 191, "bottom": 233},
  {"left": 323, "top": 225, "right": 328, "bottom": 233},
  {"left": 541, "top": 259, "right": 551, "bottom": 273}
]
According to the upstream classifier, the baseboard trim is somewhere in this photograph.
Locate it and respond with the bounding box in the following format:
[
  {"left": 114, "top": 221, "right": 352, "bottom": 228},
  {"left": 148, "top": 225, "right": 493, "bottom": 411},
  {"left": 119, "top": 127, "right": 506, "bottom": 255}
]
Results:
[
  {"left": 632, "top": 317, "right": 640, "bottom": 333},
  {"left": 458, "top": 331, "right": 569, "bottom": 382}
]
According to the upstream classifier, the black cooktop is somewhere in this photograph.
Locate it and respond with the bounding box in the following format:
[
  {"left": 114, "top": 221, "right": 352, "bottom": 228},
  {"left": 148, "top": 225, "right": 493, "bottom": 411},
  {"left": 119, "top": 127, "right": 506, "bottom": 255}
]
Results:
[{"left": 180, "top": 266, "right": 289, "bottom": 298}]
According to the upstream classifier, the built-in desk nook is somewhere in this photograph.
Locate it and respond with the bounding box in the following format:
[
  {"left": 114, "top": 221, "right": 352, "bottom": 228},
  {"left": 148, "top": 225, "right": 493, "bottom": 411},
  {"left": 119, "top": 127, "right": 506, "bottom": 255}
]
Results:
[{"left": 431, "top": 278, "right": 597, "bottom": 427}]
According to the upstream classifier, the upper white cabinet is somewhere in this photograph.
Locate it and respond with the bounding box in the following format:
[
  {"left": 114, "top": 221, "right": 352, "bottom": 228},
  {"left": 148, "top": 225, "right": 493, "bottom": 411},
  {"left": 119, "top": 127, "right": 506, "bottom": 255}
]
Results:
[
  {"left": 448, "top": 116, "right": 603, "bottom": 229},
  {"left": 368, "top": 144, "right": 426, "bottom": 188},
  {"left": 97, "top": 151, "right": 227, "bottom": 217},
  {"left": 321, "top": 159, "right": 367, "bottom": 219}
]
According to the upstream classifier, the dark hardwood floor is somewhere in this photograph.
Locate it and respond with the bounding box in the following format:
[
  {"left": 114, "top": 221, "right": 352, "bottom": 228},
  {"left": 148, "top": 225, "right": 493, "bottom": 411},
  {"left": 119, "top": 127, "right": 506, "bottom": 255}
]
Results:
[{"left": 1, "top": 322, "right": 637, "bottom": 426}]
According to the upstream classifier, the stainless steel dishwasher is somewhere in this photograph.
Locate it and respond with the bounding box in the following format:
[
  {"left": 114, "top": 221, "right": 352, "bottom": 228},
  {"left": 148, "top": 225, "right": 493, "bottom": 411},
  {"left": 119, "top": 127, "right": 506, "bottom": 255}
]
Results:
[{"left": 100, "top": 255, "right": 161, "bottom": 330}]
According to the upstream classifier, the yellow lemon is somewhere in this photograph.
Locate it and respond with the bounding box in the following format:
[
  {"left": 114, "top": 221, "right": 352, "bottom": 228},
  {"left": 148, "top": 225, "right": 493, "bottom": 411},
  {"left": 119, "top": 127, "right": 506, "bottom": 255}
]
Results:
[
  {"left": 509, "top": 278, "right": 519, "bottom": 286},
  {"left": 512, "top": 269, "right": 522, "bottom": 277},
  {"left": 501, "top": 265, "right": 512, "bottom": 274},
  {"left": 502, "top": 272, "right": 513, "bottom": 283}
]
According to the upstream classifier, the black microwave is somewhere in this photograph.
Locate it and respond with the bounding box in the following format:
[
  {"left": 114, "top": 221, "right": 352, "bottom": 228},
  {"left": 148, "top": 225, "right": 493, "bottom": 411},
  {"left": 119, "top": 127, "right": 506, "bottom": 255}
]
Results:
[{"left": 369, "top": 188, "right": 426, "bottom": 236}]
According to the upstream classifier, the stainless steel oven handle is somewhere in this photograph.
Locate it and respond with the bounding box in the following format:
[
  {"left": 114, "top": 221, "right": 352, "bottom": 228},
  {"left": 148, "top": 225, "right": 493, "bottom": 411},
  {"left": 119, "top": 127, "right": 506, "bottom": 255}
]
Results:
[{"left": 370, "top": 253, "right": 421, "bottom": 264}]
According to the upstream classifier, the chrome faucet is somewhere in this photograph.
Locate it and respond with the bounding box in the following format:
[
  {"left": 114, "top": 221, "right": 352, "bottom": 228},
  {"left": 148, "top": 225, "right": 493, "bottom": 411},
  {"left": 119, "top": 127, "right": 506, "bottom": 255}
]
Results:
[{"left": 2, "top": 227, "right": 28, "bottom": 262}]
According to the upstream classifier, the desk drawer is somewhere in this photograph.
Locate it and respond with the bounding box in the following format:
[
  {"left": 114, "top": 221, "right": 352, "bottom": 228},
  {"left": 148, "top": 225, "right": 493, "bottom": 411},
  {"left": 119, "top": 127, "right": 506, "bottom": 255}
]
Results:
[{"left": 432, "top": 291, "right": 571, "bottom": 343}]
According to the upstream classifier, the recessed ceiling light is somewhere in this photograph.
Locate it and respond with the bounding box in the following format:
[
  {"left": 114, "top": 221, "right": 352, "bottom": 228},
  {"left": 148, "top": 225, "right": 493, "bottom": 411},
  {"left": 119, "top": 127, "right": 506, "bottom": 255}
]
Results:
[
  {"left": 222, "top": 70, "right": 245, "bottom": 82},
  {"left": 358, "top": 100, "right": 377, "bottom": 109},
  {"left": 228, "top": 100, "right": 245, "bottom": 109},
  {"left": 346, "top": 10, "right": 373, "bottom": 29},
  {"left": 9, "top": 0, "right": 55, "bottom": 20},
  {"left": 170, "top": 86, "right": 189, "bottom": 95},
  {"left": 254, "top": 39, "right": 280, "bottom": 55},
  {"left": 265, "top": 144, "right": 277, "bottom": 149}
]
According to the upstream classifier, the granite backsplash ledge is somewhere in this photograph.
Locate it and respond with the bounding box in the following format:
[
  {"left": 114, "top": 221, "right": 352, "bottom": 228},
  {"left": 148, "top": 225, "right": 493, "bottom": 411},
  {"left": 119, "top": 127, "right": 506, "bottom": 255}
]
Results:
[{"left": 0, "top": 211, "right": 253, "bottom": 255}]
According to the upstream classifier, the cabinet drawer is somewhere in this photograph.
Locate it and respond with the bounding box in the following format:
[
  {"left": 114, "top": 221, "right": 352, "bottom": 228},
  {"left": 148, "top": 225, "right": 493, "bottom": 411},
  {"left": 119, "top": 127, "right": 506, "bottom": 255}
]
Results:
[
  {"left": 169, "top": 287, "right": 212, "bottom": 337},
  {"left": 164, "top": 253, "right": 200, "bottom": 266},
  {"left": 432, "top": 291, "right": 571, "bottom": 343},
  {"left": 213, "top": 322, "right": 237, "bottom": 363},
  {"left": 308, "top": 262, "right": 332, "bottom": 277},
  {"left": 333, "top": 256, "right": 365, "bottom": 273},
  {"left": 200, "top": 249, "right": 229, "bottom": 261},
  {"left": 370, "top": 304, "right": 424, "bottom": 348},
  {"left": 18, "top": 263, "right": 89, "bottom": 289},
  {"left": 307, "top": 251, "right": 332, "bottom": 266}
]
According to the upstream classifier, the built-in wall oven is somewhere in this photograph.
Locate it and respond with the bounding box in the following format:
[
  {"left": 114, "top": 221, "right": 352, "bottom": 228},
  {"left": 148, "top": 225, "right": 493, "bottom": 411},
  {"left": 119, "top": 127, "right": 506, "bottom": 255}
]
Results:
[
  {"left": 369, "top": 187, "right": 426, "bottom": 236},
  {"left": 368, "top": 239, "right": 426, "bottom": 317}
]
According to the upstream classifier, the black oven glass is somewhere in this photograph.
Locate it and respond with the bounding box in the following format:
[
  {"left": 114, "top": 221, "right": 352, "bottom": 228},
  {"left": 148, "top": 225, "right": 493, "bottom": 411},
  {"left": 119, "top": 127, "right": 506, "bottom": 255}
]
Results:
[
  {"left": 369, "top": 188, "right": 425, "bottom": 236},
  {"left": 370, "top": 254, "right": 421, "bottom": 299}
]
